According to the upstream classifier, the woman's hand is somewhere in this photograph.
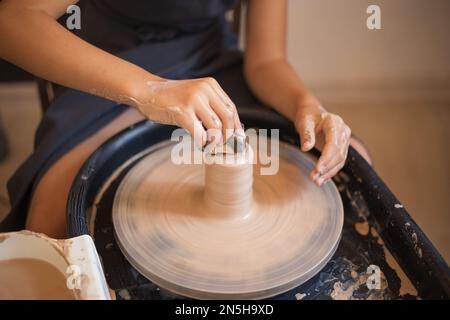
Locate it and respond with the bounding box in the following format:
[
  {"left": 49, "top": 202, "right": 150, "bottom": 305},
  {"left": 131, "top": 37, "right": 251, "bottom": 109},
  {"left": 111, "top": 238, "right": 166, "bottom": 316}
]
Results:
[
  {"left": 129, "top": 77, "right": 242, "bottom": 148},
  {"left": 0, "top": 0, "right": 243, "bottom": 149},
  {"left": 294, "top": 95, "right": 351, "bottom": 186}
]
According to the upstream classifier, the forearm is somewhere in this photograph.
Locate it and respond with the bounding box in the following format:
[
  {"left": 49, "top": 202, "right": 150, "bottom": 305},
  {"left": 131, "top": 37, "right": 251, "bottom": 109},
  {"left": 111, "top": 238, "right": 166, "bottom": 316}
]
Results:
[
  {"left": 0, "top": 2, "right": 242, "bottom": 142},
  {"left": 0, "top": 5, "right": 161, "bottom": 107},
  {"left": 244, "top": 58, "right": 316, "bottom": 122},
  {"left": 244, "top": 0, "right": 351, "bottom": 184}
]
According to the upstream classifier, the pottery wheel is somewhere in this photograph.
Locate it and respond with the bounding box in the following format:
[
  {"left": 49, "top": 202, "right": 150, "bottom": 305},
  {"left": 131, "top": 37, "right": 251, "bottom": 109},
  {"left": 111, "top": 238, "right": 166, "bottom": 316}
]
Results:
[{"left": 113, "top": 140, "right": 343, "bottom": 299}]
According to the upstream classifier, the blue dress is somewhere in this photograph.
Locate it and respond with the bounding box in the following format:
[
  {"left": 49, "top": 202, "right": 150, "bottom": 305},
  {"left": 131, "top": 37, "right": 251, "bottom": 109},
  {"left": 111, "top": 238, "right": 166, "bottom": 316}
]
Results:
[{"left": 2, "top": 0, "right": 261, "bottom": 231}]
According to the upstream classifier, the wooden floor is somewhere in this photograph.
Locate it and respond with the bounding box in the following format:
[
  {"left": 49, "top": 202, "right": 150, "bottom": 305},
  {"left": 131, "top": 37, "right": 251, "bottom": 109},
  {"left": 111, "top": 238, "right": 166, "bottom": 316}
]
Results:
[{"left": 0, "top": 82, "right": 449, "bottom": 264}]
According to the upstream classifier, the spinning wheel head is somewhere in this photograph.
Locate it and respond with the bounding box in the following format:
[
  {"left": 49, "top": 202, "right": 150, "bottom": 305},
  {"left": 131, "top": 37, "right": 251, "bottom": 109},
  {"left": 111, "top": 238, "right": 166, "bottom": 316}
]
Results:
[{"left": 112, "top": 140, "right": 343, "bottom": 299}]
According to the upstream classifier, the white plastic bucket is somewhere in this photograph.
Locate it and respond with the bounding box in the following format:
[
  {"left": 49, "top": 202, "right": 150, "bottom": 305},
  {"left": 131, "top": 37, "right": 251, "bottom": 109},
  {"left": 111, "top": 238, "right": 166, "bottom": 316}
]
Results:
[{"left": 0, "top": 230, "right": 111, "bottom": 300}]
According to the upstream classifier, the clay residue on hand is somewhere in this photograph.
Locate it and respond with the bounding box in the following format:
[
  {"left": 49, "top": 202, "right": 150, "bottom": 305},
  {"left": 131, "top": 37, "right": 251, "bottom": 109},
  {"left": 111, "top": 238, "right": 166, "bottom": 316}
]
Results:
[
  {"left": 116, "top": 94, "right": 183, "bottom": 126},
  {"left": 89, "top": 85, "right": 183, "bottom": 127}
]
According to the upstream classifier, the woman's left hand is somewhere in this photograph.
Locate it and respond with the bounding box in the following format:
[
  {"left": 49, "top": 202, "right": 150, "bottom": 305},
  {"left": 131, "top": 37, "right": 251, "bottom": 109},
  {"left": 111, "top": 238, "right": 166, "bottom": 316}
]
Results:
[{"left": 294, "top": 95, "right": 351, "bottom": 186}]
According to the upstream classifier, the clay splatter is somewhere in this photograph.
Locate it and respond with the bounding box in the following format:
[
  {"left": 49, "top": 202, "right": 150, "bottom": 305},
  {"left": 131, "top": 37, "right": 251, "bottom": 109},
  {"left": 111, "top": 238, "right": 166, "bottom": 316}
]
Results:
[
  {"left": 295, "top": 293, "right": 306, "bottom": 300},
  {"left": 355, "top": 222, "right": 370, "bottom": 236},
  {"left": 118, "top": 289, "right": 131, "bottom": 300},
  {"left": 369, "top": 227, "right": 418, "bottom": 297},
  {"left": 330, "top": 264, "right": 388, "bottom": 300}
]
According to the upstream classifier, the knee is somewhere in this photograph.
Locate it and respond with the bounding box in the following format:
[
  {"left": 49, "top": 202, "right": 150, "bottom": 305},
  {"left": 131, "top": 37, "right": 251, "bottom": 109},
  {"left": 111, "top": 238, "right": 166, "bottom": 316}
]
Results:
[
  {"left": 26, "top": 194, "right": 68, "bottom": 239},
  {"left": 26, "top": 166, "right": 75, "bottom": 239},
  {"left": 349, "top": 136, "right": 373, "bottom": 166}
]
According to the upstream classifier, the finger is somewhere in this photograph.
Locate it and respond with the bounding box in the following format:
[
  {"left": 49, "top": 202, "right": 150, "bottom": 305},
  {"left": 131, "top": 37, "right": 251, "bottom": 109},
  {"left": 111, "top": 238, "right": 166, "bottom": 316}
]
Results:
[
  {"left": 176, "top": 110, "right": 207, "bottom": 148},
  {"left": 296, "top": 114, "right": 316, "bottom": 152},
  {"left": 196, "top": 107, "right": 221, "bottom": 131},
  {"left": 309, "top": 167, "right": 321, "bottom": 186},
  {"left": 233, "top": 110, "right": 243, "bottom": 133},
  {"left": 206, "top": 78, "right": 242, "bottom": 138},
  {"left": 317, "top": 123, "right": 350, "bottom": 178},
  {"left": 316, "top": 160, "right": 346, "bottom": 186},
  {"left": 209, "top": 78, "right": 245, "bottom": 139},
  {"left": 195, "top": 97, "right": 223, "bottom": 145},
  {"left": 209, "top": 94, "right": 235, "bottom": 143},
  {"left": 317, "top": 142, "right": 342, "bottom": 176},
  {"left": 206, "top": 77, "right": 236, "bottom": 113},
  {"left": 317, "top": 136, "right": 350, "bottom": 185},
  {"left": 316, "top": 114, "right": 342, "bottom": 173}
]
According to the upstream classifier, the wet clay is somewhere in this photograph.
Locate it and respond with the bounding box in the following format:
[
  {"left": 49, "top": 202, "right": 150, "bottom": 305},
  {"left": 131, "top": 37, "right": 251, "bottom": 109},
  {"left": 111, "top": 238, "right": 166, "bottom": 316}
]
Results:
[
  {"left": 0, "top": 258, "right": 77, "bottom": 300},
  {"left": 112, "top": 140, "right": 344, "bottom": 299}
]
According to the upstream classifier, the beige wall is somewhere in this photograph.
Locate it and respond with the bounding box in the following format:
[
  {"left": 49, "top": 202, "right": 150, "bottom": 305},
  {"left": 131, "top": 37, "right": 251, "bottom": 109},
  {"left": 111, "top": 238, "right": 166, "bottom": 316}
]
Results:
[{"left": 286, "top": 0, "right": 450, "bottom": 101}]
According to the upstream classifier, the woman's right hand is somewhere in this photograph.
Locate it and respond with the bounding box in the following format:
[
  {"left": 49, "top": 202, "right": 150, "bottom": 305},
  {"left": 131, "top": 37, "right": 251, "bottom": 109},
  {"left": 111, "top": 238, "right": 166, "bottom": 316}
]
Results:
[{"left": 128, "top": 77, "right": 242, "bottom": 148}]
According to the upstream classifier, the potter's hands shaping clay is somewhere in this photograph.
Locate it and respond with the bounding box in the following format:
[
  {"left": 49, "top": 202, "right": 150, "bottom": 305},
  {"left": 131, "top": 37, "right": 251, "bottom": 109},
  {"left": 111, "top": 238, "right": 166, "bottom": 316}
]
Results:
[
  {"left": 127, "top": 78, "right": 242, "bottom": 148},
  {"left": 294, "top": 95, "right": 351, "bottom": 186}
]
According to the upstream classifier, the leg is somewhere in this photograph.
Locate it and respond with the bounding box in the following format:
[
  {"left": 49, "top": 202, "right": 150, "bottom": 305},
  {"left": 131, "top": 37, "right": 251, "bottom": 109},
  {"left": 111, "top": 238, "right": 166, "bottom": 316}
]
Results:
[
  {"left": 26, "top": 108, "right": 145, "bottom": 239},
  {"left": 350, "top": 136, "right": 373, "bottom": 166}
]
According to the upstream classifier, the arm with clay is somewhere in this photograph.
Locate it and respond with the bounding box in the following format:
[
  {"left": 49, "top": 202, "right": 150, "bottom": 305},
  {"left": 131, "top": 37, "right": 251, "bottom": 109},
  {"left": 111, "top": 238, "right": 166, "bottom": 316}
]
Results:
[
  {"left": 244, "top": 0, "right": 351, "bottom": 186},
  {"left": 0, "top": 0, "right": 241, "bottom": 147}
]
